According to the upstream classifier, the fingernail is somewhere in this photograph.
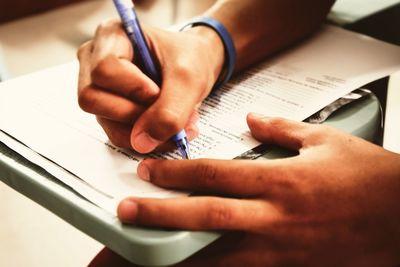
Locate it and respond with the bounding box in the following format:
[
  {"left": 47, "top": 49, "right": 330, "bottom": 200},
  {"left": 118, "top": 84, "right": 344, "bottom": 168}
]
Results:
[
  {"left": 133, "top": 132, "right": 160, "bottom": 153},
  {"left": 185, "top": 124, "right": 199, "bottom": 141},
  {"left": 137, "top": 161, "right": 150, "bottom": 181},
  {"left": 249, "top": 113, "right": 271, "bottom": 120},
  {"left": 117, "top": 199, "right": 138, "bottom": 224}
]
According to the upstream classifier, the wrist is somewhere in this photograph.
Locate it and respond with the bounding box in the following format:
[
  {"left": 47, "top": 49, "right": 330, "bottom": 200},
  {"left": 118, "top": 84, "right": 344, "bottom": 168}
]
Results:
[
  {"left": 186, "top": 25, "right": 225, "bottom": 88},
  {"left": 181, "top": 17, "right": 236, "bottom": 91}
]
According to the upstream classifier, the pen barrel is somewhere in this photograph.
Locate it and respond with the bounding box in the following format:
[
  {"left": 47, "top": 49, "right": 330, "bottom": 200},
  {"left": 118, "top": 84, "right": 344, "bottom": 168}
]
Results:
[
  {"left": 113, "top": 0, "right": 161, "bottom": 85},
  {"left": 113, "top": 0, "right": 190, "bottom": 159},
  {"left": 171, "top": 130, "right": 187, "bottom": 142}
]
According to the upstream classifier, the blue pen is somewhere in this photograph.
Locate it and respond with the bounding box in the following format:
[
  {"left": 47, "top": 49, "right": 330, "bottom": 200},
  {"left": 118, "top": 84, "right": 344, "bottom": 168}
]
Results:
[{"left": 113, "top": 0, "right": 191, "bottom": 159}]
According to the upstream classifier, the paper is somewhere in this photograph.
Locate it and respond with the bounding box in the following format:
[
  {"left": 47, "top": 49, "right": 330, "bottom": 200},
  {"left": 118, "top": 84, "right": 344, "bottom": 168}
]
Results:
[{"left": 1, "top": 25, "right": 400, "bottom": 214}]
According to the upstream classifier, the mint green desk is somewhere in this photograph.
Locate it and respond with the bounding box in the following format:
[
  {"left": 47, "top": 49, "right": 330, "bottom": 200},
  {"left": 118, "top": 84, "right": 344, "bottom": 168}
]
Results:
[{"left": 0, "top": 94, "right": 380, "bottom": 266}]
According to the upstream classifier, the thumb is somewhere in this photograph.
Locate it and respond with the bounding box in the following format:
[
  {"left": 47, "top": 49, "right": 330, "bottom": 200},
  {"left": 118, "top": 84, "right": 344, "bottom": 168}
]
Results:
[
  {"left": 246, "top": 113, "right": 314, "bottom": 151},
  {"left": 130, "top": 72, "right": 203, "bottom": 153}
]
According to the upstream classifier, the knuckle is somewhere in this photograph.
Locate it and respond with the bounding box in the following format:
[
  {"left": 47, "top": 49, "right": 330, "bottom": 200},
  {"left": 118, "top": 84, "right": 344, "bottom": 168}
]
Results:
[
  {"left": 206, "top": 202, "right": 233, "bottom": 228},
  {"left": 267, "top": 117, "right": 287, "bottom": 129},
  {"left": 302, "top": 124, "right": 327, "bottom": 145},
  {"left": 155, "top": 108, "right": 184, "bottom": 136},
  {"left": 172, "top": 58, "right": 193, "bottom": 82},
  {"left": 107, "top": 134, "right": 120, "bottom": 147},
  {"left": 108, "top": 135, "right": 128, "bottom": 149},
  {"left": 128, "top": 84, "right": 159, "bottom": 104},
  {"left": 194, "top": 161, "right": 219, "bottom": 188},
  {"left": 77, "top": 87, "right": 96, "bottom": 112},
  {"left": 105, "top": 130, "right": 120, "bottom": 146},
  {"left": 95, "top": 19, "right": 120, "bottom": 36},
  {"left": 91, "top": 56, "right": 117, "bottom": 85},
  {"left": 172, "top": 60, "right": 207, "bottom": 95},
  {"left": 99, "top": 123, "right": 130, "bottom": 149},
  {"left": 77, "top": 41, "right": 91, "bottom": 60}
]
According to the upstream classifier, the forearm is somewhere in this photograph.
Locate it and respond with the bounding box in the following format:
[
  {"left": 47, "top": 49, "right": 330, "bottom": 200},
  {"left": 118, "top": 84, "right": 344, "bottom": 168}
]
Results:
[{"left": 203, "top": 0, "right": 335, "bottom": 71}]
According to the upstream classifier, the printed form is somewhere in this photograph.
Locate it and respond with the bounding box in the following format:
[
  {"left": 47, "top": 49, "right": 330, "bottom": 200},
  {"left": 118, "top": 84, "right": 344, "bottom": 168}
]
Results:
[{"left": 1, "top": 25, "right": 400, "bottom": 214}]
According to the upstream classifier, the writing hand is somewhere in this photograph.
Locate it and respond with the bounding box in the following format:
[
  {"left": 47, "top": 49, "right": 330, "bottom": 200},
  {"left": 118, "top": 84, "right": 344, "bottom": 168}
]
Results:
[
  {"left": 117, "top": 113, "right": 400, "bottom": 265},
  {"left": 77, "top": 20, "right": 224, "bottom": 152}
]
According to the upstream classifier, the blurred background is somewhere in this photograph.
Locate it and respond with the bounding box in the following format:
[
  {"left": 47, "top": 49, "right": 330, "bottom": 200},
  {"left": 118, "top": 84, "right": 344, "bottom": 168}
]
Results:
[
  {"left": 0, "top": 0, "right": 399, "bottom": 80},
  {"left": 0, "top": 0, "right": 216, "bottom": 79},
  {"left": 0, "top": 1, "right": 399, "bottom": 266}
]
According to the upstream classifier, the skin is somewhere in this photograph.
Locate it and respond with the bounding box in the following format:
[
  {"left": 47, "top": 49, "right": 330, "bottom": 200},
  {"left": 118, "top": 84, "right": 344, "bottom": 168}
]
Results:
[
  {"left": 77, "top": 0, "right": 400, "bottom": 265},
  {"left": 77, "top": 0, "right": 334, "bottom": 153},
  {"left": 77, "top": 22, "right": 222, "bottom": 151},
  {"left": 123, "top": 115, "right": 400, "bottom": 266},
  {"left": 91, "top": 115, "right": 400, "bottom": 266}
]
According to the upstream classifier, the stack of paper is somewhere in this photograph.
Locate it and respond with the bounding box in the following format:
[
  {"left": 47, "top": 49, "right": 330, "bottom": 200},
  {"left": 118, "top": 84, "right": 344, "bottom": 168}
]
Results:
[{"left": 1, "top": 25, "right": 399, "bottom": 214}]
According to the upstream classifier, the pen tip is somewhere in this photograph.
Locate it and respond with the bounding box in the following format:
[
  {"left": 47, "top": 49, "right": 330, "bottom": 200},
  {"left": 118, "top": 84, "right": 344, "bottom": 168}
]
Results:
[{"left": 178, "top": 145, "right": 191, "bottom": 160}]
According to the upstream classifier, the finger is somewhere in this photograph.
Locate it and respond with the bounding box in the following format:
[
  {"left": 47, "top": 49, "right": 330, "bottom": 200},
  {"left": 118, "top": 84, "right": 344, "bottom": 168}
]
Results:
[
  {"left": 91, "top": 56, "right": 160, "bottom": 105},
  {"left": 97, "top": 117, "right": 199, "bottom": 152},
  {"left": 96, "top": 117, "right": 132, "bottom": 149},
  {"left": 184, "top": 122, "right": 199, "bottom": 141},
  {"left": 147, "top": 110, "right": 199, "bottom": 153},
  {"left": 117, "top": 197, "right": 281, "bottom": 231},
  {"left": 136, "top": 159, "right": 271, "bottom": 197},
  {"left": 77, "top": 40, "right": 94, "bottom": 92},
  {"left": 98, "top": 117, "right": 199, "bottom": 153},
  {"left": 78, "top": 85, "right": 146, "bottom": 124},
  {"left": 151, "top": 123, "right": 199, "bottom": 153},
  {"left": 91, "top": 19, "right": 135, "bottom": 64},
  {"left": 130, "top": 67, "right": 205, "bottom": 153},
  {"left": 247, "top": 113, "right": 317, "bottom": 150},
  {"left": 78, "top": 40, "right": 146, "bottom": 123},
  {"left": 187, "top": 109, "right": 200, "bottom": 125},
  {"left": 91, "top": 20, "right": 159, "bottom": 104}
]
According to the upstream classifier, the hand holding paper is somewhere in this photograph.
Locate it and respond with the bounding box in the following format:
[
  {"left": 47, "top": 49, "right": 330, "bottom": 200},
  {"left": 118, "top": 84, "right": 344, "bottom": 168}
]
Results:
[{"left": 118, "top": 114, "right": 400, "bottom": 265}]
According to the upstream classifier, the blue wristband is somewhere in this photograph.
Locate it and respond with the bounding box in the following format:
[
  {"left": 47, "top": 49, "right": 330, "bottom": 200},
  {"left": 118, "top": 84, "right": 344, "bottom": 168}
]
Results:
[{"left": 181, "top": 17, "right": 236, "bottom": 90}]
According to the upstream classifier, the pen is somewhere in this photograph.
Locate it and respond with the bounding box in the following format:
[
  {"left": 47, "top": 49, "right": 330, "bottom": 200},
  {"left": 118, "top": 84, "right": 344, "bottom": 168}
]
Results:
[{"left": 113, "top": 0, "right": 191, "bottom": 159}]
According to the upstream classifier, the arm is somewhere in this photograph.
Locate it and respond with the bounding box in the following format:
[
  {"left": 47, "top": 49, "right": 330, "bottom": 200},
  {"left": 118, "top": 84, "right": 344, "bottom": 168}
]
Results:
[
  {"left": 205, "top": 0, "right": 335, "bottom": 71},
  {"left": 77, "top": 0, "right": 334, "bottom": 153}
]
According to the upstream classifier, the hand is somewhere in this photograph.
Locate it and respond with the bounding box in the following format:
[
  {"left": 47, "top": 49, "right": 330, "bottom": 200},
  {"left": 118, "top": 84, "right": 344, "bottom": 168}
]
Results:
[
  {"left": 117, "top": 113, "right": 400, "bottom": 266},
  {"left": 77, "top": 20, "right": 224, "bottom": 152}
]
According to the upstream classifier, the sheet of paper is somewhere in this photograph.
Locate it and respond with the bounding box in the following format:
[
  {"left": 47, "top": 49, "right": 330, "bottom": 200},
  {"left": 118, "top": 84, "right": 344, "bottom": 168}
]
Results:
[{"left": 1, "top": 25, "right": 400, "bottom": 214}]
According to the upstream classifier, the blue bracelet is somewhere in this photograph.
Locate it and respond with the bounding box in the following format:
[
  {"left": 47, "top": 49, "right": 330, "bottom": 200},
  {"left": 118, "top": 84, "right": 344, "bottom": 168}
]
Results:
[{"left": 181, "top": 17, "right": 236, "bottom": 90}]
